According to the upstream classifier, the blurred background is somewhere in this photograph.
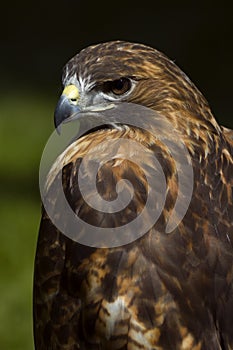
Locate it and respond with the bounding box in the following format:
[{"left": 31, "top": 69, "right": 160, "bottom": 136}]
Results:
[{"left": 0, "top": 1, "right": 232, "bottom": 349}]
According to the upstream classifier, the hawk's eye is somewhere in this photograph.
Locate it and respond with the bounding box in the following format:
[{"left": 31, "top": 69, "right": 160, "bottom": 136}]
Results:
[{"left": 104, "top": 78, "right": 131, "bottom": 96}]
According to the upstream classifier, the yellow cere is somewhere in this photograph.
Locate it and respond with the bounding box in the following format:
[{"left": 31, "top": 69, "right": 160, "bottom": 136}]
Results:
[{"left": 63, "top": 85, "right": 80, "bottom": 103}]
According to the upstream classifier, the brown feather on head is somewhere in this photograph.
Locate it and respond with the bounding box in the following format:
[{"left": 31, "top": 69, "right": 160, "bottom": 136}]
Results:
[{"left": 62, "top": 41, "right": 220, "bottom": 134}]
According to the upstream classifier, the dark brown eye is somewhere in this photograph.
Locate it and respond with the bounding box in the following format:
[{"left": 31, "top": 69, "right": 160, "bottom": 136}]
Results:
[{"left": 104, "top": 78, "right": 132, "bottom": 95}]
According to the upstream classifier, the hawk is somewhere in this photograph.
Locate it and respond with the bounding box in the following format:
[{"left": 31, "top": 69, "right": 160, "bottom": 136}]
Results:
[{"left": 34, "top": 41, "right": 233, "bottom": 349}]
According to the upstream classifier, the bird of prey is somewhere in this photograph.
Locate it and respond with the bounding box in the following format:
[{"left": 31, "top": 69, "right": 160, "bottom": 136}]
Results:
[{"left": 34, "top": 41, "right": 233, "bottom": 350}]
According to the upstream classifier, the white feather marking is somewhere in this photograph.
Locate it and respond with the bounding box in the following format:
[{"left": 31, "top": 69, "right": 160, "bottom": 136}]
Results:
[
  {"left": 62, "top": 66, "right": 69, "bottom": 84},
  {"left": 104, "top": 297, "right": 126, "bottom": 339},
  {"left": 64, "top": 73, "right": 95, "bottom": 93},
  {"left": 65, "top": 74, "right": 79, "bottom": 87},
  {"left": 78, "top": 70, "right": 95, "bottom": 92}
]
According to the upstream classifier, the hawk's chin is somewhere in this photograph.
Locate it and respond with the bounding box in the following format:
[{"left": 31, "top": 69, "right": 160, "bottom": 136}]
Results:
[{"left": 80, "top": 123, "right": 118, "bottom": 138}]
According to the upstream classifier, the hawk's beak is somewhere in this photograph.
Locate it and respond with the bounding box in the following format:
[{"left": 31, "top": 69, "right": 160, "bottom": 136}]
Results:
[{"left": 54, "top": 85, "right": 81, "bottom": 133}]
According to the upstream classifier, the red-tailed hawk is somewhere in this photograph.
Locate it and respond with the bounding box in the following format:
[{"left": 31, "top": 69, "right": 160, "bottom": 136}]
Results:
[{"left": 34, "top": 41, "right": 233, "bottom": 349}]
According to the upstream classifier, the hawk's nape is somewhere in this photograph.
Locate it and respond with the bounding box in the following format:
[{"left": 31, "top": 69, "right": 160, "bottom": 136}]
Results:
[{"left": 33, "top": 41, "right": 233, "bottom": 350}]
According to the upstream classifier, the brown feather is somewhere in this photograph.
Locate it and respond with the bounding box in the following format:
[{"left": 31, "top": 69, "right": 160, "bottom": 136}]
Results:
[{"left": 34, "top": 41, "right": 233, "bottom": 350}]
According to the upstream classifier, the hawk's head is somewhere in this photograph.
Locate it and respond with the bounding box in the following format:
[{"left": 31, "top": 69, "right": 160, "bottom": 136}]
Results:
[{"left": 54, "top": 41, "right": 220, "bottom": 137}]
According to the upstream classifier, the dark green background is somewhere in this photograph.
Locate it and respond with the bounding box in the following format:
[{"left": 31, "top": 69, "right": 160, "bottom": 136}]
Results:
[{"left": 0, "top": 1, "right": 232, "bottom": 349}]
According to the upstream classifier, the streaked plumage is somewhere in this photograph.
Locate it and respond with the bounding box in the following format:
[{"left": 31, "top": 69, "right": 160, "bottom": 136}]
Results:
[{"left": 34, "top": 41, "right": 233, "bottom": 349}]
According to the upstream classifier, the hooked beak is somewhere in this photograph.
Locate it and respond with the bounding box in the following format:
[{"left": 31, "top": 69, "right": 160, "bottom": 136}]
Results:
[{"left": 54, "top": 85, "right": 81, "bottom": 133}]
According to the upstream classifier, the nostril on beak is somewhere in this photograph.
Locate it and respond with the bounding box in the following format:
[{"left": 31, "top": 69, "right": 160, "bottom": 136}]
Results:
[{"left": 70, "top": 97, "right": 79, "bottom": 105}]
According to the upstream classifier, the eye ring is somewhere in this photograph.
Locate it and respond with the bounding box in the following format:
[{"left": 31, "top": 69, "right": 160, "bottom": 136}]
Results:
[{"left": 103, "top": 78, "right": 132, "bottom": 96}]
